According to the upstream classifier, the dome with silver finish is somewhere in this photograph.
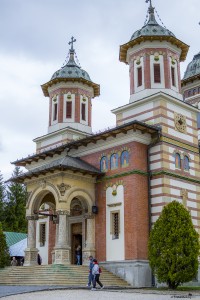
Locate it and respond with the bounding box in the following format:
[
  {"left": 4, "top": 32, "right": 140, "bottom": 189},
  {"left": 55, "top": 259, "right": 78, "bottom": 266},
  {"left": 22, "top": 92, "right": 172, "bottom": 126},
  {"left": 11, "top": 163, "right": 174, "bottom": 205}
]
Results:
[
  {"left": 130, "top": 3, "right": 175, "bottom": 41},
  {"left": 183, "top": 52, "right": 200, "bottom": 80},
  {"left": 51, "top": 37, "right": 91, "bottom": 82}
]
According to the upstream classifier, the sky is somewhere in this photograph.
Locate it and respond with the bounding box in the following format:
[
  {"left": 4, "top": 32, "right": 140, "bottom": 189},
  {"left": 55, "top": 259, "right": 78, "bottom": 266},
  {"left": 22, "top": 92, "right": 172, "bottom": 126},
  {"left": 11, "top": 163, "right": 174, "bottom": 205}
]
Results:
[{"left": 0, "top": 0, "right": 199, "bottom": 180}]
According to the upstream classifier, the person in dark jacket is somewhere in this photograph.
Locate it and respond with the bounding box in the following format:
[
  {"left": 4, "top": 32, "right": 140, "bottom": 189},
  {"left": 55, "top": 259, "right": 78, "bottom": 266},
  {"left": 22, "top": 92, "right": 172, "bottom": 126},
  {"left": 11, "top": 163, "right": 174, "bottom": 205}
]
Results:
[
  {"left": 87, "top": 255, "right": 94, "bottom": 287},
  {"left": 91, "top": 259, "right": 104, "bottom": 290},
  {"left": 37, "top": 253, "right": 42, "bottom": 265},
  {"left": 76, "top": 245, "right": 81, "bottom": 265}
]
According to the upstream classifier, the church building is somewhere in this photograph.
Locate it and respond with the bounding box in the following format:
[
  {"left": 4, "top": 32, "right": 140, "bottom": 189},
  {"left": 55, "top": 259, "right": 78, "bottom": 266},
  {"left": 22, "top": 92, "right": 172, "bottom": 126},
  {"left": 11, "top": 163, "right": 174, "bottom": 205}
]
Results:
[{"left": 11, "top": 0, "right": 200, "bottom": 287}]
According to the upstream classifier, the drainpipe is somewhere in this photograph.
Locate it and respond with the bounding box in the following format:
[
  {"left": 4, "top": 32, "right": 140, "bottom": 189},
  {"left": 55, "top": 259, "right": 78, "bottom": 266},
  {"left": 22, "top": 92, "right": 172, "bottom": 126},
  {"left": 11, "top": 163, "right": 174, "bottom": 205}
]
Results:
[{"left": 147, "top": 126, "right": 161, "bottom": 287}]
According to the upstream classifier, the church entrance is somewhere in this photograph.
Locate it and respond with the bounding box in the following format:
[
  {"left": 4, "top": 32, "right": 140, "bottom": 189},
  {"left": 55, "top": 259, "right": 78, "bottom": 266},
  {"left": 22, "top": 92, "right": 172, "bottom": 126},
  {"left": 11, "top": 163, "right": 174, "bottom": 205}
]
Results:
[{"left": 71, "top": 223, "right": 82, "bottom": 265}]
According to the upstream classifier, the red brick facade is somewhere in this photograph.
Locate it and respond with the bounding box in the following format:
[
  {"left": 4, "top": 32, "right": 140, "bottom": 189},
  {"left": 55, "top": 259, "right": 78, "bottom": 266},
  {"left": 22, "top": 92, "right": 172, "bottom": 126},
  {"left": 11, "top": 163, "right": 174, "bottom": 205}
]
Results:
[{"left": 82, "top": 140, "right": 149, "bottom": 262}]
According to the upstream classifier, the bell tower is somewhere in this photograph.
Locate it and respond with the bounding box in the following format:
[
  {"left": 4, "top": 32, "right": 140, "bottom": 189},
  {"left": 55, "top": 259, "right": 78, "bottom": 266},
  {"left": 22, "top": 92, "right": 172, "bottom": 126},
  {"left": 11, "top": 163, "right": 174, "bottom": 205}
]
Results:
[
  {"left": 119, "top": 0, "right": 189, "bottom": 103},
  {"left": 34, "top": 37, "right": 100, "bottom": 153}
]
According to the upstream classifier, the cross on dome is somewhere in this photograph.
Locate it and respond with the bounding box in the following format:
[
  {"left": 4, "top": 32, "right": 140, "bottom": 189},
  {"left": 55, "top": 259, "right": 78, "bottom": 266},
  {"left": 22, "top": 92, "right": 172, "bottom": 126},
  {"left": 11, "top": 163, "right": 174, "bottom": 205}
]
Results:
[{"left": 68, "top": 36, "right": 76, "bottom": 52}]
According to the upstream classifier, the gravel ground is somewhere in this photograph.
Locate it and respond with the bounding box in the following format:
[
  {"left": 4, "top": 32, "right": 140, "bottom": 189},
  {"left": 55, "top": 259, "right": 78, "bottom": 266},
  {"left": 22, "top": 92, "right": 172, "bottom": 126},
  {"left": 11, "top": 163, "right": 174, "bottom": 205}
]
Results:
[{"left": 1, "top": 289, "right": 200, "bottom": 300}]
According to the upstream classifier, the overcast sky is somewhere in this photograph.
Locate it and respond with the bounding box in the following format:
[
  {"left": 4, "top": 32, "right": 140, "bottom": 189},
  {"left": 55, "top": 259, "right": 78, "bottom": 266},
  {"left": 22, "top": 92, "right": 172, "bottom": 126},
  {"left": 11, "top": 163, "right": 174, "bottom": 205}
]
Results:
[{"left": 0, "top": 0, "right": 199, "bottom": 180}]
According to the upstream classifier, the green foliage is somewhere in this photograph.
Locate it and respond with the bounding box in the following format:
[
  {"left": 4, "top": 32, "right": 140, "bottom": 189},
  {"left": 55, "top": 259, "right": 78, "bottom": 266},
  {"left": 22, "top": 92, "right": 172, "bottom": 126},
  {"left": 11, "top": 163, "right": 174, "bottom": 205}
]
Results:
[
  {"left": 148, "top": 200, "right": 200, "bottom": 290},
  {"left": 0, "top": 223, "right": 10, "bottom": 268},
  {"left": 3, "top": 167, "right": 27, "bottom": 233}
]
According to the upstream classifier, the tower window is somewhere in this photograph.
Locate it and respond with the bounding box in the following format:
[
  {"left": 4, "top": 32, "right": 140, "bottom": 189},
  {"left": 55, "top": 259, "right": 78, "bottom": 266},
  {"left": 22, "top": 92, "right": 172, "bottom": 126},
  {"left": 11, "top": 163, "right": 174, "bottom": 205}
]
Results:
[
  {"left": 39, "top": 223, "right": 46, "bottom": 247},
  {"left": 81, "top": 103, "right": 86, "bottom": 121},
  {"left": 66, "top": 101, "right": 72, "bottom": 118},
  {"left": 137, "top": 67, "right": 142, "bottom": 87},
  {"left": 171, "top": 67, "right": 176, "bottom": 87},
  {"left": 183, "top": 156, "right": 190, "bottom": 171},
  {"left": 154, "top": 64, "right": 161, "bottom": 83},
  {"left": 53, "top": 103, "right": 58, "bottom": 121},
  {"left": 175, "top": 153, "right": 181, "bottom": 169}
]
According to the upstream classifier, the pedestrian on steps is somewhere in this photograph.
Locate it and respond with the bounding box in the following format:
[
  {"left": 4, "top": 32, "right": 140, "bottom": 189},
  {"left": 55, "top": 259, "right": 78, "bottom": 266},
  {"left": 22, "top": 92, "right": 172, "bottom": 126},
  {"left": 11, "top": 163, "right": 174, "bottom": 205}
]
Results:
[
  {"left": 91, "top": 258, "right": 104, "bottom": 290},
  {"left": 87, "top": 255, "right": 94, "bottom": 287}
]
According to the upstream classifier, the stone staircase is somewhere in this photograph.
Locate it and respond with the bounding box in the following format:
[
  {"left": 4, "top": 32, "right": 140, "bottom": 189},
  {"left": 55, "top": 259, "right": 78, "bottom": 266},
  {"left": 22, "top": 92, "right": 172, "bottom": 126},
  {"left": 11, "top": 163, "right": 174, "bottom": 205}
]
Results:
[{"left": 0, "top": 265, "right": 130, "bottom": 287}]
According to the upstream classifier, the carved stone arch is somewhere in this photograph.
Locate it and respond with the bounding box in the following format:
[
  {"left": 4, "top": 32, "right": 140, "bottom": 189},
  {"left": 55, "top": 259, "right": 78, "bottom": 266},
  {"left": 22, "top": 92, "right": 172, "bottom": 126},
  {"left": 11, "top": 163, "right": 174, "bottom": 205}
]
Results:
[
  {"left": 26, "top": 181, "right": 60, "bottom": 215},
  {"left": 65, "top": 187, "right": 94, "bottom": 213}
]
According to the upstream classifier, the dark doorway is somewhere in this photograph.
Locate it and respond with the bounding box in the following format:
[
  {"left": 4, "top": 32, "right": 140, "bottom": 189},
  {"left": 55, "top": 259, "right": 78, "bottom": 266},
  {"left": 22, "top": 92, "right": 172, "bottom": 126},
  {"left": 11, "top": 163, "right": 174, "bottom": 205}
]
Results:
[{"left": 72, "top": 233, "right": 82, "bottom": 264}]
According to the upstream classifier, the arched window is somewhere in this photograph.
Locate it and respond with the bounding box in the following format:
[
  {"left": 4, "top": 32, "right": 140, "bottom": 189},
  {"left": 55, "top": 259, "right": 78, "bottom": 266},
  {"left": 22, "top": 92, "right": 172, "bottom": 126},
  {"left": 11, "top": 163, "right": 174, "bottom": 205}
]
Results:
[
  {"left": 110, "top": 153, "right": 119, "bottom": 170},
  {"left": 121, "top": 151, "right": 129, "bottom": 167},
  {"left": 183, "top": 156, "right": 190, "bottom": 171},
  {"left": 100, "top": 156, "right": 108, "bottom": 172},
  {"left": 175, "top": 153, "right": 181, "bottom": 169},
  {"left": 193, "top": 89, "right": 196, "bottom": 95},
  {"left": 188, "top": 90, "right": 191, "bottom": 97}
]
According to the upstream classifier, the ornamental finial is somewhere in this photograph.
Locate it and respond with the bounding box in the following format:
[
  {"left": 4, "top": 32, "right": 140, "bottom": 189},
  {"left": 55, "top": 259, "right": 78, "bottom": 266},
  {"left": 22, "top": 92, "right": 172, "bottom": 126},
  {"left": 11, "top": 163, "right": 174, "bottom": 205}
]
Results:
[
  {"left": 68, "top": 36, "right": 76, "bottom": 52},
  {"left": 145, "top": 0, "right": 156, "bottom": 22}
]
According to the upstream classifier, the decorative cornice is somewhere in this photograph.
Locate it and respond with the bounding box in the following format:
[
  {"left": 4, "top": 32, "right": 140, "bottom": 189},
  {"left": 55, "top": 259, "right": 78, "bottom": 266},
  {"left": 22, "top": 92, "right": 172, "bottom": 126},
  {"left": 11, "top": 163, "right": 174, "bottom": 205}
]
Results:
[
  {"left": 107, "top": 202, "right": 122, "bottom": 207},
  {"left": 97, "top": 169, "right": 147, "bottom": 183},
  {"left": 160, "top": 136, "right": 199, "bottom": 154},
  {"left": 152, "top": 170, "right": 200, "bottom": 185}
]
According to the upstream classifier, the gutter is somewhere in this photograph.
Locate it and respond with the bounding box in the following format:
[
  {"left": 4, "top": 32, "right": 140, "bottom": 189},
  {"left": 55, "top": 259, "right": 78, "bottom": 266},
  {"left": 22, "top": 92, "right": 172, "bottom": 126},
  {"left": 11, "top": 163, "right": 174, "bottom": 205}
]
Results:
[{"left": 147, "top": 126, "right": 161, "bottom": 287}]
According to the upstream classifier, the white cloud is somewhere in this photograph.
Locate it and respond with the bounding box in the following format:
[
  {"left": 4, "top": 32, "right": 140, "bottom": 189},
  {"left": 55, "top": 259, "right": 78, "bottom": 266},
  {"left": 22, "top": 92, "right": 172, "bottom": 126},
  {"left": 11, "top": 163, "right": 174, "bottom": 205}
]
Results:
[{"left": 0, "top": 0, "right": 199, "bottom": 180}]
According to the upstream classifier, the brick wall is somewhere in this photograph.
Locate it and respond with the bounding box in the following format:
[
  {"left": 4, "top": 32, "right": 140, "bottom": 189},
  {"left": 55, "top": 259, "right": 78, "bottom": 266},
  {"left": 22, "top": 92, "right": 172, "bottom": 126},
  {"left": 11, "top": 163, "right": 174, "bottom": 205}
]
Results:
[{"left": 82, "top": 140, "right": 149, "bottom": 261}]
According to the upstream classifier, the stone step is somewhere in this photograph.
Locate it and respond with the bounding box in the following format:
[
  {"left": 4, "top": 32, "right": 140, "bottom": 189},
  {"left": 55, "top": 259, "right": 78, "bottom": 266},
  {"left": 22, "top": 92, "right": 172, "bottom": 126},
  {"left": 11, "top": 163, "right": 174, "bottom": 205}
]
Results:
[{"left": 0, "top": 265, "right": 129, "bottom": 287}]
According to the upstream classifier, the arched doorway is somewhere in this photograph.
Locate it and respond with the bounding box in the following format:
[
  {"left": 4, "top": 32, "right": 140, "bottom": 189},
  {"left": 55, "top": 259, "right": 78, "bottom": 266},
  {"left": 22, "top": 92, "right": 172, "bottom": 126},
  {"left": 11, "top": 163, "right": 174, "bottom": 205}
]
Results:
[
  {"left": 34, "top": 192, "right": 57, "bottom": 265},
  {"left": 69, "top": 198, "right": 88, "bottom": 265}
]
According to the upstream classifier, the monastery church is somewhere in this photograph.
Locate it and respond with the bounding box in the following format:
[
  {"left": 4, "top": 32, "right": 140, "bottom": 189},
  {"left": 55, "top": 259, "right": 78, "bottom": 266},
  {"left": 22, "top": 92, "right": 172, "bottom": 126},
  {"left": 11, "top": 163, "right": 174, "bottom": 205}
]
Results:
[{"left": 11, "top": 0, "right": 200, "bottom": 287}]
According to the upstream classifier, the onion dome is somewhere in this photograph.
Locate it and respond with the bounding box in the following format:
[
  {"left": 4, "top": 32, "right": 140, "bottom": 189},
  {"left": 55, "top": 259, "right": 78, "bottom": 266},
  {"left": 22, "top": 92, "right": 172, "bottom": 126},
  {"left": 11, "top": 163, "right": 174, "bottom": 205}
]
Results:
[
  {"left": 51, "top": 39, "right": 91, "bottom": 81},
  {"left": 119, "top": 0, "right": 189, "bottom": 63},
  {"left": 41, "top": 37, "right": 100, "bottom": 97},
  {"left": 183, "top": 52, "right": 200, "bottom": 80},
  {"left": 130, "top": 3, "right": 175, "bottom": 40}
]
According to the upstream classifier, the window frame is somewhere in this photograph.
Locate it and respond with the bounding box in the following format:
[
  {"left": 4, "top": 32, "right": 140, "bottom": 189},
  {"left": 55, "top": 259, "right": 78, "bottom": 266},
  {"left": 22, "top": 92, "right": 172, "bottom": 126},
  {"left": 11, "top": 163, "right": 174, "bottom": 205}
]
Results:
[
  {"left": 110, "top": 210, "right": 120, "bottom": 240},
  {"left": 39, "top": 223, "right": 46, "bottom": 247}
]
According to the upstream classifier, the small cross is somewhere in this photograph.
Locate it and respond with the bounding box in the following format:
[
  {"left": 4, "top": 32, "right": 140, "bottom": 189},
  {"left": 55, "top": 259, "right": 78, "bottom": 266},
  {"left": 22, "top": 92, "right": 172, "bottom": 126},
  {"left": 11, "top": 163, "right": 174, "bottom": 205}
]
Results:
[
  {"left": 145, "top": 0, "right": 152, "bottom": 7},
  {"left": 68, "top": 36, "right": 76, "bottom": 51}
]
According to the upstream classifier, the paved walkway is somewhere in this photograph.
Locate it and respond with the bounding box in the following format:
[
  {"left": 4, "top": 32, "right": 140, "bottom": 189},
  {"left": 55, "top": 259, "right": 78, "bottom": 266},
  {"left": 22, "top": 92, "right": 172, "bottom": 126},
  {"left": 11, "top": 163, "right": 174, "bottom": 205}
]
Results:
[{"left": 1, "top": 287, "right": 200, "bottom": 300}]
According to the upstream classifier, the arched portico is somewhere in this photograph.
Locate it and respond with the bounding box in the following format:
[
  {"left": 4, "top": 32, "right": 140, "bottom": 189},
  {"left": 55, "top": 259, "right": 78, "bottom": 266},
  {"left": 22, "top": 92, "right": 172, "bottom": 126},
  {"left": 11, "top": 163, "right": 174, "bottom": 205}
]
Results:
[{"left": 25, "top": 182, "right": 96, "bottom": 266}]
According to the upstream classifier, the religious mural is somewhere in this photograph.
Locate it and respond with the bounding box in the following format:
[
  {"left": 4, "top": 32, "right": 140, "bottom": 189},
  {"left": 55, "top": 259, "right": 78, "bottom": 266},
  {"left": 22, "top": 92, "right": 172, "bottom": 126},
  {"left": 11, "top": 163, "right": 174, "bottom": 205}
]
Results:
[
  {"left": 110, "top": 153, "right": 118, "bottom": 169},
  {"left": 183, "top": 156, "right": 189, "bottom": 171},
  {"left": 175, "top": 153, "right": 181, "bottom": 169},
  {"left": 100, "top": 156, "right": 108, "bottom": 172},
  {"left": 121, "top": 150, "right": 129, "bottom": 167}
]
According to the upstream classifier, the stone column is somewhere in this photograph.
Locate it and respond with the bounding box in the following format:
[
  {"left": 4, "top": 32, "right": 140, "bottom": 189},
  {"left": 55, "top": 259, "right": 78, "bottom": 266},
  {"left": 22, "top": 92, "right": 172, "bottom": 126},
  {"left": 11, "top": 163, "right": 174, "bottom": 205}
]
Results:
[
  {"left": 51, "top": 223, "right": 59, "bottom": 264},
  {"left": 54, "top": 210, "right": 71, "bottom": 264},
  {"left": 82, "top": 214, "right": 96, "bottom": 265},
  {"left": 24, "top": 215, "right": 38, "bottom": 266}
]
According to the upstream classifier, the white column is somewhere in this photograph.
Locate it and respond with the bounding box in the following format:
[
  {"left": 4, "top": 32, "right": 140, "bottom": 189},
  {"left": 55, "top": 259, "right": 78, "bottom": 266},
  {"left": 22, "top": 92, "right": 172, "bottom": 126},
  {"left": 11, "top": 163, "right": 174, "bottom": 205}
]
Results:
[
  {"left": 54, "top": 210, "right": 71, "bottom": 264},
  {"left": 82, "top": 214, "right": 96, "bottom": 265},
  {"left": 24, "top": 216, "right": 38, "bottom": 266}
]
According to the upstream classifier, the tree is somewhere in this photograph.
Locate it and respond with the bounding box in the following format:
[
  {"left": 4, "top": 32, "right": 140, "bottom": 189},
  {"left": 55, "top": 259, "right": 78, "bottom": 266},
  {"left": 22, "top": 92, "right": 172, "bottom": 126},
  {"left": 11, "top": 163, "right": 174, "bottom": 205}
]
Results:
[
  {"left": 0, "top": 222, "right": 10, "bottom": 268},
  {"left": 4, "top": 166, "right": 27, "bottom": 233},
  {"left": 148, "top": 200, "right": 200, "bottom": 289},
  {"left": 0, "top": 171, "right": 6, "bottom": 224}
]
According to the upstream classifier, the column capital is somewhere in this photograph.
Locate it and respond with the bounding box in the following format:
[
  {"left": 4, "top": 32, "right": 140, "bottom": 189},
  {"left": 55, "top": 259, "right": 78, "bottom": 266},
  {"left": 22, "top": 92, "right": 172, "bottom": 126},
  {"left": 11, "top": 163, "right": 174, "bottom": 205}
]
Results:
[
  {"left": 56, "top": 210, "right": 70, "bottom": 216},
  {"left": 26, "top": 215, "right": 39, "bottom": 220},
  {"left": 83, "top": 213, "right": 94, "bottom": 219}
]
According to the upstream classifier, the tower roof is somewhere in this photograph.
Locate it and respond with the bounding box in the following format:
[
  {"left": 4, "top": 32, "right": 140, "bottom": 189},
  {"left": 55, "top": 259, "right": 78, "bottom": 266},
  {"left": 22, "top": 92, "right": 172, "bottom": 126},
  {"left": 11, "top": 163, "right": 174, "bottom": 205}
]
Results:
[
  {"left": 183, "top": 52, "right": 200, "bottom": 80},
  {"left": 130, "top": 1, "right": 175, "bottom": 41},
  {"left": 41, "top": 37, "right": 100, "bottom": 97},
  {"left": 119, "top": 1, "right": 189, "bottom": 63}
]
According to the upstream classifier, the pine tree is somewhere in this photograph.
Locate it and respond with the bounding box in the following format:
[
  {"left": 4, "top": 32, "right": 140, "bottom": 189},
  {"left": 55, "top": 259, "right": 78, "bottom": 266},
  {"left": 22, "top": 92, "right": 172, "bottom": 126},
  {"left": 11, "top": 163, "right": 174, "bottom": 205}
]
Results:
[
  {"left": 4, "top": 166, "right": 27, "bottom": 233},
  {"left": 148, "top": 200, "right": 200, "bottom": 289},
  {"left": 0, "top": 222, "right": 10, "bottom": 268},
  {"left": 0, "top": 171, "right": 6, "bottom": 224}
]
